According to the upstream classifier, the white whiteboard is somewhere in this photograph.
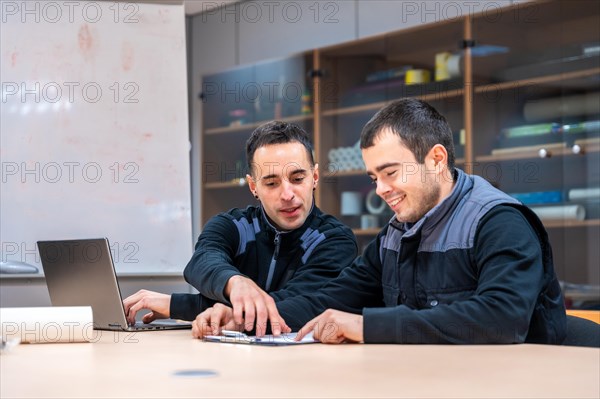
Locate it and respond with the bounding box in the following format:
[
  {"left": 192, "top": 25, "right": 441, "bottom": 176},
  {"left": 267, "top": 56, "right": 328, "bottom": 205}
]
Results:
[{"left": 0, "top": 1, "right": 192, "bottom": 273}]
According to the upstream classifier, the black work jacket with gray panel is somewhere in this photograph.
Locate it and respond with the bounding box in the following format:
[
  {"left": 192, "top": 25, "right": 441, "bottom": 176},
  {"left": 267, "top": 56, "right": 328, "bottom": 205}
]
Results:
[
  {"left": 285, "top": 169, "right": 567, "bottom": 344},
  {"left": 170, "top": 204, "right": 358, "bottom": 326}
]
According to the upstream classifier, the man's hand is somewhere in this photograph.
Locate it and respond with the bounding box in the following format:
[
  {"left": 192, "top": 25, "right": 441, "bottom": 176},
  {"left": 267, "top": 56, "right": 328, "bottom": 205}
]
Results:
[
  {"left": 225, "top": 275, "right": 291, "bottom": 336},
  {"left": 122, "top": 289, "right": 171, "bottom": 325},
  {"left": 295, "top": 309, "right": 364, "bottom": 344},
  {"left": 191, "top": 303, "right": 238, "bottom": 339}
]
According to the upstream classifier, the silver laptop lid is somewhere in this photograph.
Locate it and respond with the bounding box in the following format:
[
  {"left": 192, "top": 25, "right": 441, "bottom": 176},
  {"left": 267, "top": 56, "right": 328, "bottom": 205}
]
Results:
[{"left": 37, "top": 238, "right": 129, "bottom": 330}]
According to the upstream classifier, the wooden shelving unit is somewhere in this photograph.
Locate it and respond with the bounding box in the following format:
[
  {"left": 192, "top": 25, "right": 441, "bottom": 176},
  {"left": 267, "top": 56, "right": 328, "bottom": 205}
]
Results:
[{"left": 201, "top": 0, "right": 599, "bottom": 285}]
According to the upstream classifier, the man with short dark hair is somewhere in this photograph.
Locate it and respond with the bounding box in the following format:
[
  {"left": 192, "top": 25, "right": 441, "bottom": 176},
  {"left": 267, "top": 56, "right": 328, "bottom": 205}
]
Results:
[
  {"left": 124, "top": 121, "right": 357, "bottom": 336},
  {"left": 291, "top": 98, "right": 567, "bottom": 344}
]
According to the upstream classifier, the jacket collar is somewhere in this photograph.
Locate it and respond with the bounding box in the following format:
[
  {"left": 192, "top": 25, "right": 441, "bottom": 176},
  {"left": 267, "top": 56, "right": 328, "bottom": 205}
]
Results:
[
  {"left": 258, "top": 199, "right": 317, "bottom": 240},
  {"left": 390, "top": 168, "right": 468, "bottom": 238}
]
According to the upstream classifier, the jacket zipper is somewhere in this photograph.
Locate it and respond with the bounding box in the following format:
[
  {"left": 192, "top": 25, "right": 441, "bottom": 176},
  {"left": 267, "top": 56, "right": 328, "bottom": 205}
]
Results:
[{"left": 265, "top": 232, "right": 280, "bottom": 291}]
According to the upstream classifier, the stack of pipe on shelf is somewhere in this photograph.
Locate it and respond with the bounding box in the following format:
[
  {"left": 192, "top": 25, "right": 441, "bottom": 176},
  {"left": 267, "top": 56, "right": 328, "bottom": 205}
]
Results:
[
  {"left": 524, "top": 187, "right": 600, "bottom": 222},
  {"left": 328, "top": 141, "right": 365, "bottom": 172}
]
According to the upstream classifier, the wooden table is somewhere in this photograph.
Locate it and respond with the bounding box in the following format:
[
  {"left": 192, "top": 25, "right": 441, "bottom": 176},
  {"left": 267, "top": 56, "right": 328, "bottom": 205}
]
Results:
[{"left": 1, "top": 330, "right": 599, "bottom": 398}]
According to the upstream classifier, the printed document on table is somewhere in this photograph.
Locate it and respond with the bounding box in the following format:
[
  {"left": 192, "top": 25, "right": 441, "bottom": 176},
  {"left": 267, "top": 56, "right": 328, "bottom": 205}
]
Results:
[{"left": 203, "top": 331, "right": 317, "bottom": 346}]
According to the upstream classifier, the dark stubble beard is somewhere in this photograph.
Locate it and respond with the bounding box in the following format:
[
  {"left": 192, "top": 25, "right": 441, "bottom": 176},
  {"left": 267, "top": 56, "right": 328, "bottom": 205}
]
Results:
[{"left": 402, "top": 179, "right": 441, "bottom": 223}]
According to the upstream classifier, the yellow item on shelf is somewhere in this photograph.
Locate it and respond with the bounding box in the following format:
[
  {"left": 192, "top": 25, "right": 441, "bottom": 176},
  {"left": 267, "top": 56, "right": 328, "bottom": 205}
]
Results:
[
  {"left": 405, "top": 69, "right": 431, "bottom": 85},
  {"left": 435, "top": 51, "right": 452, "bottom": 81}
]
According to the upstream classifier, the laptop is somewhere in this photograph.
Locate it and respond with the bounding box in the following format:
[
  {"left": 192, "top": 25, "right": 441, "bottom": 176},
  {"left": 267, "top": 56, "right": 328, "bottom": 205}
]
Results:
[{"left": 37, "top": 238, "right": 191, "bottom": 331}]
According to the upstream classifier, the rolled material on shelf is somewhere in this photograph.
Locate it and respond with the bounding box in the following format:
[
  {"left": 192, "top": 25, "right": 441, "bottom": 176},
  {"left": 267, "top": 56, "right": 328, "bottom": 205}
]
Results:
[
  {"left": 502, "top": 123, "right": 561, "bottom": 138},
  {"left": 562, "top": 120, "right": 600, "bottom": 134},
  {"left": 509, "top": 190, "right": 563, "bottom": 205},
  {"left": 568, "top": 187, "right": 600, "bottom": 201},
  {"left": 340, "top": 191, "right": 363, "bottom": 216},
  {"left": 365, "top": 189, "right": 387, "bottom": 215},
  {"left": 529, "top": 204, "right": 586, "bottom": 221},
  {"left": 0, "top": 306, "right": 94, "bottom": 343},
  {"left": 524, "top": 92, "right": 600, "bottom": 122}
]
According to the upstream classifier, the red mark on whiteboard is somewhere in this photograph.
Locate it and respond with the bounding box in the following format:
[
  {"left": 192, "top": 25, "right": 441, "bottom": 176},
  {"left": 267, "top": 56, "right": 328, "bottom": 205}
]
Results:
[
  {"left": 122, "top": 42, "right": 134, "bottom": 71},
  {"left": 78, "top": 25, "right": 94, "bottom": 60}
]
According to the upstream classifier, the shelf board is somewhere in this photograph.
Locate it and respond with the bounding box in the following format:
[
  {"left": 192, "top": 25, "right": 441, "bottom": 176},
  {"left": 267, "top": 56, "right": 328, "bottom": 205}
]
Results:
[
  {"left": 205, "top": 114, "right": 313, "bottom": 135},
  {"left": 326, "top": 169, "right": 367, "bottom": 177},
  {"left": 419, "top": 89, "right": 465, "bottom": 102},
  {"left": 205, "top": 181, "right": 247, "bottom": 189},
  {"left": 543, "top": 219, "right": 600, "bottom": 229},
  {"left": 352, "top": 228, "right": 381, "bottom": 236},
  {"left": 322, "top": 88, "right": 464, "bottom": 118},
  {"left": 473, "top": 67, "right": 600, "bottom": 94},
  {"left": 351, "top": 220, "right": 600, "bottom": 235},
  {"left": 476, "top": 144, "right": 600, "bottom": 163},
  {"left": 327, "top": 159, "right": 466, "bottom": 176},
  {"left": 322, "top": 101, "right": 387, "bottom": 117}
]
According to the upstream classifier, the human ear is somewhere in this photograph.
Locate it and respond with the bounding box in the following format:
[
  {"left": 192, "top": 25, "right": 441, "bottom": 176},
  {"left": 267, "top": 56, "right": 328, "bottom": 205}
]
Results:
[
  {"left": 429, "top": 144, "right": 448, "bottom": 170},
  {"left": 246, "top": 174, "right": 258, "bottom": 199}
]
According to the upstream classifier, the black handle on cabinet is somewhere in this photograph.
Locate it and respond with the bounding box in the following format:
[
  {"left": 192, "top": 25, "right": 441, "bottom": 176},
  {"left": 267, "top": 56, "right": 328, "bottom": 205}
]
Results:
[
  {"left": 459, "top": 39, "right": 476, "bottom": 49},
  {"left": 307, "top": 69, "right": 325, "bottom": 78}
]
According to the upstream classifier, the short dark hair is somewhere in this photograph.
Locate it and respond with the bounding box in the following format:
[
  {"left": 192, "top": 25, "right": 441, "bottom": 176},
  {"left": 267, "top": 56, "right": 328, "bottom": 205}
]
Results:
[
  {"left": 360, "top": 99, "right": 455, "bottom": 172},
  {"left": 246, "top": 121, "right": 315, "bottom": 175}
]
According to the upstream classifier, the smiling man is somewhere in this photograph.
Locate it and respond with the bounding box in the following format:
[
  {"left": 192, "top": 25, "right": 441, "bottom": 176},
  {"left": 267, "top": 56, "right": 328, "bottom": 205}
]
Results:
[
  {"left": 292, "top": 98, "right": 566, "bottom": 345},
  {"left": 123, "top": 121, "right": 357, "bottom": 336}
]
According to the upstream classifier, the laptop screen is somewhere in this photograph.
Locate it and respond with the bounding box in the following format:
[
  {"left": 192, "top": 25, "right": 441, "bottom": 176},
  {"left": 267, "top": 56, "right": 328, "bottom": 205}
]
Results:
[{"left": 38, "top": 238, "right": 130, "bottom": 330}]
